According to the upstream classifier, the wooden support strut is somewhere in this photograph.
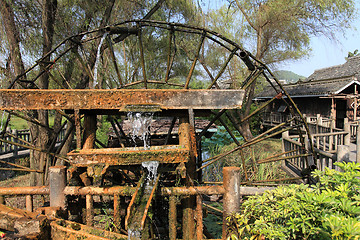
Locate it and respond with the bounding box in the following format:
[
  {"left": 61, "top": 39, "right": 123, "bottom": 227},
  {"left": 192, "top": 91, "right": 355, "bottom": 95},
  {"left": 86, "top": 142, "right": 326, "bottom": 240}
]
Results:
[
  {"left": 222, "top": 167, "right": 241, "bottom": 239},
  {"left": 49, "top": 166, "right": 67, "bottom": 209}
]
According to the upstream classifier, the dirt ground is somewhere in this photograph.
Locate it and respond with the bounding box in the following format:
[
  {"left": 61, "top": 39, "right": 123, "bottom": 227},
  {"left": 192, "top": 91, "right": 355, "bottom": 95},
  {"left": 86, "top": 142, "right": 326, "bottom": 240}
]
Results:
[{"left": 0, "top": 174, "right": 49, "bottom": 210}]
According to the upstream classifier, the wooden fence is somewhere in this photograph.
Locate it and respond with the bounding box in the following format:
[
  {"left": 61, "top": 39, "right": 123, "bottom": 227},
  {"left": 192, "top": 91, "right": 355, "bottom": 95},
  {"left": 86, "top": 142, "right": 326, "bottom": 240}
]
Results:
[
  {"left": 282, "top": 132, "right": 339, "bottom": 173},
  {"left": 0, "top": 166, "right": 274, "bottom": 240},
  {"left": 262, "top": 112, "right": 292, "bottom": 126},
  {"left": 0, "top": 129, "right": 66, "bottom": 160},
  {"left": 0, "top": 129, "right": 31, "bottom": 156},
  {"left": 281, "top": 114, "right": 354, "bottom": 174},
  {"left": 281, "top": 133, "right": 308, "bottom": 173}
]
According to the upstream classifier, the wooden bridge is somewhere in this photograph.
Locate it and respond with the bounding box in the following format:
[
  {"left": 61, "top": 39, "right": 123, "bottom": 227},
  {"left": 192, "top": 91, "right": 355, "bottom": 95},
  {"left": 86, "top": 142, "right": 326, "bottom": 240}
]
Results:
[{"left": 269, "top": 113, "right": 360, "bottom": 180}]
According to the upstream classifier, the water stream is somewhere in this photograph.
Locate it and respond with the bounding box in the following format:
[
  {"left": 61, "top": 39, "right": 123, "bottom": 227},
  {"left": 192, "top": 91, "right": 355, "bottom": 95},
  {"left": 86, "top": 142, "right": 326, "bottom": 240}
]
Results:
[
  {"left": 128, "top": 161, "right": 159, "bottom": 240},
  {"left": 126, "top": 111, "right": 159, "bottom": 239},
  {"left": 142, "top": 161, "right": 159, "bottom": 185},
  {"left": 93, "top": 32, "right": 109, "bottom": 88},
  {"left": 127, "top": 112, "right": 153, "bottom": 149}
]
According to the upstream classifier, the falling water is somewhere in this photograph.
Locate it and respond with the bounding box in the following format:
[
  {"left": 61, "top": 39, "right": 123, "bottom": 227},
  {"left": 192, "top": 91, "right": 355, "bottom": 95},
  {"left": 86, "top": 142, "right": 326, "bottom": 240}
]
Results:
[
  {"left": 127, "top": 112, "right": 158, "bottom": 240},
  {"left": 127, "top": 112, "right": 153, "bottom": 149},
  {"left": 142, "top": 161, "right": 159, "bottom": 184},
  {"left": 93, "top": 32, "right": 109, "bottom": 88}
]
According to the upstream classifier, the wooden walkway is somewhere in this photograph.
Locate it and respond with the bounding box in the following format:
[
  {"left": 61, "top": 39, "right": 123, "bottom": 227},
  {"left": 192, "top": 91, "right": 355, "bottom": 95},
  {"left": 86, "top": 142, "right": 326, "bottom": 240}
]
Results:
[{"left": 281, "top": 115, "right": 359, "bottom": 180}]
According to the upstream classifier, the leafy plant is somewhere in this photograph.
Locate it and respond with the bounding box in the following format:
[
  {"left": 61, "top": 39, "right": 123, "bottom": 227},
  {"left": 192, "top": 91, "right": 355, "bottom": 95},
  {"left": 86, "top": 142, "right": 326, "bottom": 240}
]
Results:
[{"left": 227, "top": 162, "right": 360, "bottom": 240}]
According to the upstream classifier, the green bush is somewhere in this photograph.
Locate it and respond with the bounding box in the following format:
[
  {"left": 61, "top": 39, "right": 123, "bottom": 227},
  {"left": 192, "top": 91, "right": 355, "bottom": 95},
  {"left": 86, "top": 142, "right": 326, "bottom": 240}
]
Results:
[{"left": 227, "top": 162, "right": 360, "bottom": 240}]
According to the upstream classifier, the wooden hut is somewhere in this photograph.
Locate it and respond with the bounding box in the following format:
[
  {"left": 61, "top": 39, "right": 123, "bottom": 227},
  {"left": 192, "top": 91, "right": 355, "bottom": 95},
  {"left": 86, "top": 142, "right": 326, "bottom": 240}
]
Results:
[{"left": 255, "top": 56, "right": 360, "bottom": 128}]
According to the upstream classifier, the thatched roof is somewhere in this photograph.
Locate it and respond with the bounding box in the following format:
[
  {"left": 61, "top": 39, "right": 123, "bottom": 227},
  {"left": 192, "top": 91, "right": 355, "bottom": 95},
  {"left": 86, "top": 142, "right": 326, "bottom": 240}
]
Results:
[{"left": 255, "top": 56, "right": 360, "bottom": 99}]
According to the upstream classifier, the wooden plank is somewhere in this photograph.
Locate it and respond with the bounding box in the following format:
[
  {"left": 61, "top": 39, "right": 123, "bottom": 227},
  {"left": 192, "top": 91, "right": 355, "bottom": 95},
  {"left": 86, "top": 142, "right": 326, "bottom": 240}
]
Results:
[
  {"left": 67, "top": 145, "right": 190, "bottom": 165},
  {"left": 0, "top": 89, "right": 244, "bottom": 110}
]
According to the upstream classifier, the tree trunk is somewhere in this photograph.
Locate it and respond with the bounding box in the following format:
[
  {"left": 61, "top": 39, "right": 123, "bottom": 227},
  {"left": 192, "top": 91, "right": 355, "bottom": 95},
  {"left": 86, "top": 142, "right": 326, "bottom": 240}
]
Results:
[
  {"left": 0, "top": 0, "right": 26, "bottom": 80},
  {"left": 30, "top": 0, "right": 58, "bottom": 186},
  {"left": 236, "top": 16, "right": 264, "bottom": 140}
]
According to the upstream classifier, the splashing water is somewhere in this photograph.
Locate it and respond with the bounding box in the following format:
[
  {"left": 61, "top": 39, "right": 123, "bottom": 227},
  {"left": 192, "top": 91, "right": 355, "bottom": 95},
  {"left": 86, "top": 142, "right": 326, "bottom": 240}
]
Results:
[
  {"left": 127, "top": 112, "right": 153, "bottom": 149},
  {"left": 142, "top": 161, "right": 159, "bottom": 183},
  {"left": 93, "top": 32, "right": 109, "bottom": 88}
]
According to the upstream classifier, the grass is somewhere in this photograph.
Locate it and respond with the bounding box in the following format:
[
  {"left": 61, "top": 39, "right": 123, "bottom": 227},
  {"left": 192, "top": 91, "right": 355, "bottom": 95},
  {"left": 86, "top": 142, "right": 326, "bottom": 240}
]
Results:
[
  {"left": 0, "top": 174, "right": 31, "bottom": 187},
  {"left": 202, "top": 138, "right": 287, "bottom": 238},
  {"left": 202, "top": 138, "right": 287, "bottom": 183},
  {"left": 0, "top": 111, "right": 67, "bottom": 131}
]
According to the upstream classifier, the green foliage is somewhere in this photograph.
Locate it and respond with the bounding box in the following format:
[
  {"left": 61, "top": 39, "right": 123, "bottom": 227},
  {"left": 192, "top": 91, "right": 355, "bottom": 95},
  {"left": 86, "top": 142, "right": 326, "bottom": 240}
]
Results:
[
  {"left": 96, "top": 116, "right": 111, "bottom": 146},
  {"left": 227, "top": 162, "right": 360, "bottom": 240},
  {"left": 346, "top": 49, "right": 360, "bottom": 60},
  {"left": 202, "top": 126, "right": 242, "bottom": 152},
  {"left": 203, "top": 202, "right": 224, "bottom": 239},
  {"left": 202, "top": 137, "right": 285, "bottom": 183},
  {"left": 234, "top": 0, "right": 356, "bottom": 64},
  {"left": 273, "top": 70, "right": 306, "bottom": 83}
]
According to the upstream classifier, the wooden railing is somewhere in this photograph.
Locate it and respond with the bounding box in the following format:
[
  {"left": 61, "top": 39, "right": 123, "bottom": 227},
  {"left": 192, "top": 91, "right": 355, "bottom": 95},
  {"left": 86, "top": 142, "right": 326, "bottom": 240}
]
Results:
[
  {"left": 0, "top": 129, "right": 31, "bottom": 155},
  {"left": 282, "top": 132, "right": 339, "bottom": 173},
  {"left": 0, "top": 129, "right": 66, "bottom": 159},
  {"left": 349, "top": 120, "right": 359, "bottom": 141},
  {"left": 262, "top": 112, "right": 292, "bottom": 125},
  {"left": 313, "top": 148, "right": 336, "bottom": 171},
  {"left": 282, "top": 135, "right": 308, "bottom": 172},
  {"left": 311, "top": 131, "right": 348, "bottom": 153}
]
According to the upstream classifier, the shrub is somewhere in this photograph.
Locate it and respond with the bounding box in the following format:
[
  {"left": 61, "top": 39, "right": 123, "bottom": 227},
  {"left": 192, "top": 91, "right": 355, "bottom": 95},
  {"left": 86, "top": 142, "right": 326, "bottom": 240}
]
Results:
[{"left": 227, "top": 162, "right": 360, "bottom": 240}]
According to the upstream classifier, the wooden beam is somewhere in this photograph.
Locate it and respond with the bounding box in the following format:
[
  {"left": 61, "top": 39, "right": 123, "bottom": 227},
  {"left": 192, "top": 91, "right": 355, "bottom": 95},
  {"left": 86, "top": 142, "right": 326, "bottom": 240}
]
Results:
[{"left": 0, "top": 89, "right": 244, "bottom": 110}]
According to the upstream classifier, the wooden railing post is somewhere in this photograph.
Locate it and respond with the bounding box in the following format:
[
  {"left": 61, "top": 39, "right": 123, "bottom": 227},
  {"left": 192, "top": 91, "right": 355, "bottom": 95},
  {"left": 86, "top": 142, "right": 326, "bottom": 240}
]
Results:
[
  {"left": 336, "top": 145, "right": 349, "bottom": 171},
  {"left": 281, "top": 131, "right": 289, "bottom": 153},
  {"left": 344, "top": 118, "right": 351, "bottom": 146},
  {"left": 169, "top": 196, "right": 177, "bottom": 240},
  {"left": 331, "top": 118, "right": 336, "bottom": 130},
  {"left": 12, "top": 129, "right": 18, "bottom": 157},
  {"left": 222, "top": 167, "right": 241, "bottom": 240},
  {"left": 357, "top": 125, "right": 360, "bottom": 164},
  {"left": 316, "top": 114, "right": 321, "bottom": 134}
]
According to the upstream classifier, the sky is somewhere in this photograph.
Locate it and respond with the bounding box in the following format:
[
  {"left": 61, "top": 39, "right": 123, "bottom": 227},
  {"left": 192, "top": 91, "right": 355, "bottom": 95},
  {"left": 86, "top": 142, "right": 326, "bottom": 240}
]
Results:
[
  {"left": 279, "top": 21, "right": 360, "bottom": 77},
  {"left": 204, "top": 0, "right": 360, "bottom": 78}
]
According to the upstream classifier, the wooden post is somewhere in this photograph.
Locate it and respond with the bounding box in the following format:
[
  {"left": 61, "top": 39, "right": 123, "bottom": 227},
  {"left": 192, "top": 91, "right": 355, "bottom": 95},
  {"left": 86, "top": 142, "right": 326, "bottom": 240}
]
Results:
[
  {"left": 49, "top": 166, "right": 67, "bottom": 209},
  {"left": 179, "top": 116, "right": 196, "bottom": 240},
  {"left": 281, "top": 131, "right": 289, "bottom": 153},
  {"left": 331, "top": 98, "right": 336, "bottom": 124},
  {"left": 331, "top": 117, "right": 336, "bottom": 130},
  {"left": 354, "top": 85, "right": 358, "bottom": 121},
  {"left": 114, "top": 194, "right": 121, "bottom": 232},
  {"left": 344, "top": 118, "right": 351, "bottom": 146},
  {"left": 169, "top": 196, "right": 177, "bottom": 240},
  {"left": 12, "top": 129, "right": 18, "bottom": 157},
  {"left": 74, "top": 109, "right": 81, "bottom": 149},
  {"left": 26, "top": 195, "right": 33, "bottom": 212},
  {"left": 86, "top": 195, "right": 94, "bottom": 226},
  {"left": 196, "top": 195, "right": 203, "bottom": 240},
  {"left": 304, "top": 134, "right": 311, "bottom": 169},
  {"left": 316, "top": 114, "right": 321, "bottom": 134},
  {"left": 356, "top": 125, "right": 360, "bottom": 164},
  {"left": 83, "top": 114, "right": 97, "bottom": 149},
  {"left": 336, "top": 145, "right": 349, "bottom": 171},
  {"left": 222, "top": 167, "right": 241, "bottom": 240}
]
